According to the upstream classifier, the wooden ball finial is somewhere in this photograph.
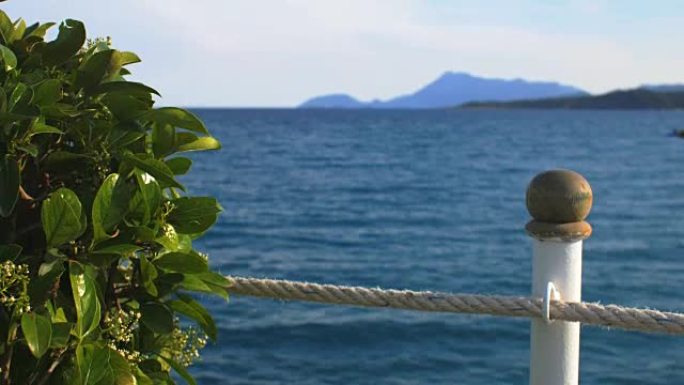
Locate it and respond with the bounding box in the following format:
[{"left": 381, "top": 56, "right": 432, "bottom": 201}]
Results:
[{"left": 525, "top": 170, "right": 593, "bottom": 241}]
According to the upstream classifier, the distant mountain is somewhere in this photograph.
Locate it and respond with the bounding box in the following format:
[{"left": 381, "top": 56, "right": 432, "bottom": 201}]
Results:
[
  {"left": 462, "top": 89, "right": 684, "bottom": 109},
  {"left": 299, "top": 72, "right": 587, "bottom": 109},
  {"left": 640, "top": 84, "right": 684, "bottom": 93},
  {"left": 299, "top": 94, "right": 366, "bottom": 108}
]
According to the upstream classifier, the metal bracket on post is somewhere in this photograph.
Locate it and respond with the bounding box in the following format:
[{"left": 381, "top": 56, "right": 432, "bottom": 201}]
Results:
[{"left": 543, "top": 282, "right": 560, "bottom": 324}]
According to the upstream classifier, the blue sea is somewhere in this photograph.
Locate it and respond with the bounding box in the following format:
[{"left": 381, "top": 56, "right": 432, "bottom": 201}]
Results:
[{"left": 183, "top": 109, "right": 684, "bottom": 384}]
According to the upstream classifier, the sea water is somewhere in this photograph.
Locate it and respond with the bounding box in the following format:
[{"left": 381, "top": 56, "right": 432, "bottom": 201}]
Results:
[{"left": 183, "top": 109, "right": 684, "bottom": 384}]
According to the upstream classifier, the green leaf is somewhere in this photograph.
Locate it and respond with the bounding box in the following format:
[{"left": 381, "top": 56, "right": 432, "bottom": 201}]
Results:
[
  {"left": 76, "top": 49, "right": 114, "bottom": 93},
  {"left": 0, "top": 155, "right": 19, "bottom": 218},
  {"left": 30, "top": 121, "right": 63, "bottom": 137},
  {"left": 140, "top": 256, "right": 158, "bottom": 297},
  {"left": 10, "top": 18, "right": 26, "bottom": 43},
  {"left": 28, "top": 259, "right": 65, "bottom": 306},
  {"left": 96, "top": 81, "right": 160, "bottom": 96},
  {"left": 0, "top": 87, "right": 6, "bottom": 112},
  {"left": 108, "top": 125, "right": 145, "bottom": 149},
  {"left": 152, "top": 124, "right": 175, "bottom": 158},
  {"left": 0, "top": 244, "right": 21, "bottom": 261},
  {"left": 155, "top": 252, "right": 208, "bottom": 274},
  {"left": 27, "top": 22, "right": 55, "bottom": 38},
  {"left": 178, "top": 274, "right": 213, "bottom": 293},
  {"left": 20, "top": 312, "right": 52, "bottom": 358},
  {"left": 155, "top": 226, "right": 192, "bottom": 253},
  {"left": 195, "top": 271, "right": 231, "bottom": 288},
  {"left": 127, "top": 172, "right": 161, "bottom": 227},
  {"left": 32, "top": 79, "right": 62, "bottom": 106},
  {"left": 0, "top": 11, "right": 12, "bottom": 43},
  {"left": 176, "top": 136, "right": 221, "bottom": 153},
  {"left": 180, "top": 272, "right": 231, "bottom": 300},
  {"left": 41, "top": 19, "right": 86, "bottom": 66},
  {"left": 168, "top": 197, "right": 222, "bottom": 234},
  {"left": 0, "top": 44, "right": 16, "bottom": 71},
  {"left": 140, "top": 303, "right": 173, "bottom": 334},
  {"left": 123, "top": 153, "right": 184, "bottom": 190},
  {"left": 49, "top": 322, "right": 71, "bottom": 348},
  {"left": 174, "top": 132, "right": 198, "bottom": 147},
  {"left": 9, "top": 82, "right": 31, "bottom": 112},
  {"left": 102, "top": 93, "right": 151, "bottom": 121},
  {"left": 144, "top": 107, "right": 208, "bottom": 134},
  {"left": 43, "top": 151, "right": 88, "bottom": 172},
  {"left": 134, "top": 369, "right": 154, "bottom": 385},
  {"left": 154, "top": 273, "right": 184, "bottom": 297},
  {"left": 92, "top": 174, "right": 130, "bottom": 244},
  {"left": 136, "top": 171, "right": 161, "bottom": 222},
  {"left": 195, "top": 271, "right": 231, "bottom": 299},
  {"left": 92, "top": 243, "right": 140, "bottom": 256},
  {"left": 169, "top": 294, "right": 217, "bottom": 341},
  {"left": 40, "top": 103, "right": 81, "bottom": 118},
  {"left": 16, "top": 143, "right": 39, "bottom": 157},
  {"left": 76, "top": 344, "right": 135, "bottom": 385},
  {"left": 112, "top": 51, "right": 140, "bottom": 67},
  {"left": 41, "top": 188, "right": 83, "bottom": 247},
  {"left": 69, "top": 263, "right": 101, "bottom": 340},
  {"left": 165, "top": 157, "right": 192, "bottom": 175},
  {"left": 160, "top": 356, "right": 197, "bottom": 385}
]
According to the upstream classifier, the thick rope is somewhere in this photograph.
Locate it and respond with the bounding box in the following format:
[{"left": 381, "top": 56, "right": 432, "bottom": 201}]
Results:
[{"left": 226, "top": 276, "right": 684, "bottom": 335}]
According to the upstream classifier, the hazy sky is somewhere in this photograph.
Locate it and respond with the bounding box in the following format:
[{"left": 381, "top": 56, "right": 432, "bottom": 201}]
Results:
[{"left": 3, "top": 1, "right": 684, "bottom": 107}]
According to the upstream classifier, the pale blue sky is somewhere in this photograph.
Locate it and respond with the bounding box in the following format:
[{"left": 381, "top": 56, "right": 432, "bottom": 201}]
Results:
[{"left": 3, "top": 1, "right": 683, "bottom": 107}]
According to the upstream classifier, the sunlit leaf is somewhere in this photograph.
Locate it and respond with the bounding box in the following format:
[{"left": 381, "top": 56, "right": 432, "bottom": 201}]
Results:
[
  {"left": 41, "top": 188, "right": 83, "bottom": 247},
  {"left": 144, "top": 107, "right": 208, "bottom": 134},
  {"left": 92, "top": 174, "right": 131, "bottom": 244},
  {"left": 30, "top": 122, "right": 63, "bottom": 136},
  {"left": 69, "top": 263, "right": 101, "bottom": 340},
  {"left": 26, "top": 22, "right": 55, "bottom": 38},
  {"left": 123, "top": 153, "right": 184, "bottom": 190},
  {"left": 176, "top": 136, "right": 221, "bottom": 153},
  {"left": 21, "top": 312, "right": 52, "bottom": 358},
  {"left": 76, "top": 344, "right": 135, "bottom": 385},
  {"left": 0, "top": 44, "right": 16, "bottom": 71}
]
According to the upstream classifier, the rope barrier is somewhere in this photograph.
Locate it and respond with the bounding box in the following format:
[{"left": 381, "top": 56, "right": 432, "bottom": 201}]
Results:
[{"left": 226, "top": 276, "right": 684, "bottom": 335}]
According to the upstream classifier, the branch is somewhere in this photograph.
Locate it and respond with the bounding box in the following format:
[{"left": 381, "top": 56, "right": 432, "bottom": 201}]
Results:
[
  {"left": 1, "top": 324, "right": 18, "bottom": 385},
  {"left": 34, "top": 350, "right": 66, "bottom": 385}
]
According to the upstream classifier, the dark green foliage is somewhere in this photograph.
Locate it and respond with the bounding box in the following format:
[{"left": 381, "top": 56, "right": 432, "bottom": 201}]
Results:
[{"left": 0, "top": 11, "right": 227, "bottom": 385}]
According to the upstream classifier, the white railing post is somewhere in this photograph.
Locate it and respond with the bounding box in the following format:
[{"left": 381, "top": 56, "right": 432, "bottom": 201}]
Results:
[{"left": 525, "top": 170, "right": 593, "bottom": 385}]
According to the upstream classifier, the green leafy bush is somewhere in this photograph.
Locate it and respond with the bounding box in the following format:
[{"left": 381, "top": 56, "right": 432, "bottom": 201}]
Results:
[{"left": 0, "top": 11, "right": 227, "bottom": 385}]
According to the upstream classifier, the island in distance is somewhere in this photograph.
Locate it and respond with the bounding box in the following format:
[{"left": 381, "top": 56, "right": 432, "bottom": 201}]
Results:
[
  {"left": 462, "top": 87, "right": 684, "bottom": 109},
  {"left": 299, "top": 72, "right": 587, "bottom": 109}
]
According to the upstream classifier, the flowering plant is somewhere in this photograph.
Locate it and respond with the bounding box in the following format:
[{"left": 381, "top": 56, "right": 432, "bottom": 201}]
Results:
[{"left": 0, "top": 12, "right": 226, "bottom": 385}]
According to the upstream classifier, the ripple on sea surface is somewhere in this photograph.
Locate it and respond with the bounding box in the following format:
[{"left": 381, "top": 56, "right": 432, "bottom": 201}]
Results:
[{"left": 186, "top": 109, "right": 684, "bottom": 384}]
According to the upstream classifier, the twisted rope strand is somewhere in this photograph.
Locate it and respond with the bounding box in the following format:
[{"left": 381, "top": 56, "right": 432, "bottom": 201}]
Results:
[{"left": 226, "top": 276, "right": 684, "bottom": 335}]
